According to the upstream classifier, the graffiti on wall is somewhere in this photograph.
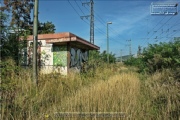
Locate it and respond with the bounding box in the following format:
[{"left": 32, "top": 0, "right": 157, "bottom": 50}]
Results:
[
  {"left": 70, "top": 48, "right": 88, "bottom": 69},
  {"left": 53, "top": 46, "right": 67, "bottom": 67},
  {"left": 40, "top": 48, "right": 52, "bottom": 66}
]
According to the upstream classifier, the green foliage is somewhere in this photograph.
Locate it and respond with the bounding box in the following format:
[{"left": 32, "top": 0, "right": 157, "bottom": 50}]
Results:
[
  {"left": 1, "top": 1, "right": 56, "bottom": 64},
  {"left": 1, "top": 0, "right": 33, "bottom": 64},
  {"left": 1, "top": 0, "right": 34, "bottom": 29},
  {"left": 0, "top": 12, "right": 9, "bottom": 57},
  {"left": 143, "top": 40, "right": 180, "bottom": 72},
  {"left": 38, "top": 21, "right": 56, "bottom": 34},
  {"left": 0, "top": 12, "right": 8, "bottom": 33},
  {"left": 82, "top": 50, "right": 116, "bottom": 75},
  {"left": 89, "top": 50, "right": 116, "bottom": 63},
  {"left": 0, "top": 59, "right": 19, "bottom": 119},
  {"left": 144, "top": 69, "right": 180, "bottom": 119},
  {"left": 1, "top": 58, "right": 179, "bottom": 119},
  {"left": 125, "top": 38, "right": 180, "bottom": 73},
  {"left": 1, "top": 30, "right": 28, "bottom": 64},
  {"left": 0, "top": 12, "right": 23, "bottom": 63},
  {"left": 125, "top": 57, "right": 146, "bottom": 73},
  {"left": 1, "top": 34, "right": 18, "bottom": 60}
]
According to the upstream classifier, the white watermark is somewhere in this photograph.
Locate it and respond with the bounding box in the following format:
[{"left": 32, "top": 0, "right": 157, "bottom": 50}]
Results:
[
  {"left": 150, "top": 2, "right": 178, "bottom": 15},
  {"left": 53, "top": 112, "right": 126, "bottom": 118}
]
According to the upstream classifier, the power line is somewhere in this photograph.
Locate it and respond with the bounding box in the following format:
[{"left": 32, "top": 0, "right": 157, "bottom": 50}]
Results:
[
  {"left": 68, "top": 0, "right": 81, "bottom": 17},
  {"left": 80, "top": 0, "right": 90, "bottom": 12},
  {"left": 141, "top": 15, "right": 177, "bottom": 47},
  {"left": 154, "top": 18, "right": 180, "bottom": 42},
  {"left": 141, "top": 8, "right": 180, "bottom": 46},
  {"left": 94, "top": 10, "right": 127, "bottom": 41},
  {"left": 126, "top": 39, "right": 132, "bottom": 56},
  {"left": 80, "top": 1, "right": 127, "bottom": 43},
  {"left": 69, "top": 0, "right": 180, "bottom": 55},
  {"left": 80, "top": 1, "right": 126, "bottom": 45},
  {"left": 148, "top": 16, "right": 174, "bottom": 40},
  {"left": 69, "top": 2, "right": 125, "bottom": 46},
  {"left": 146, "top": 16, "right": 166, "bottom": 37},
  {"left": 74, "top": 0, "right": 86, "bottom": 15},
  {"left": 164, "top": 29, "right": 180, "bottom": 42},
  {"left": 81, "top": 0, "right": 94, "bottom": 44},
  {"left": 73, "top": 0, "right": 127, "bottom": 46},
  {"left": 69, "top": 0, "right": 115, "bottom": 47}
]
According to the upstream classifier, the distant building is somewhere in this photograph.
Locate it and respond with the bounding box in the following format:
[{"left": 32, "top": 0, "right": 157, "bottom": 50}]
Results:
[{"left": 22, "top": 32, "right": 99, "bottom": 75}]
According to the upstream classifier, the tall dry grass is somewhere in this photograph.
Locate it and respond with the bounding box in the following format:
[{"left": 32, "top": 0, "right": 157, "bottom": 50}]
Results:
[
  {"left": 1, "top": 59, "right": 179, "bottom": 119},
  {"left": 49, "top": 72, "right": 140, "bottom": 119},
  {"left": 143, "top": 69, "right": 180, "bottom": 120}
]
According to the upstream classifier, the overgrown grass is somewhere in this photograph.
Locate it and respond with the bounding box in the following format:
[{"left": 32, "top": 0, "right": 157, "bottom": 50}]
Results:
[
  {"left": 1, "top": 59, "right": 179, "bottom": 119},
  {"left": 143, "top": 69, "right": 180, "bottom": 119}
]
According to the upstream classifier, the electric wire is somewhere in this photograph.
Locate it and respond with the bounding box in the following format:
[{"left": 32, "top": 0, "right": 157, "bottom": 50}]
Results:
[
  {"left": 141, "top": 3, "right": 180, "bottom": 46},
  {"left": 68, "top": 0, "right": 180, "bottom": 55},
  {"left": 80, "top": 0, "right": 127, "bottom": 44},
  {"left": 74, "top": 0, "right": 86, "bottom": 16},
  {"left": 141, "top": 14, "right": 178, "bottom": 47}
]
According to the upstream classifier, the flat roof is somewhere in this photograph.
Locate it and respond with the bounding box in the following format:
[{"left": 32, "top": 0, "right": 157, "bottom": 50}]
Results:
[{"left": 26, "top": 32, "right": 99, "bottom": 50}]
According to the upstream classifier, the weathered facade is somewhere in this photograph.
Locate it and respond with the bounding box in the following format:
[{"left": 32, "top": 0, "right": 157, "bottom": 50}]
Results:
[{"left": 25, "top": 32, "right": 99, "bottom": 75}]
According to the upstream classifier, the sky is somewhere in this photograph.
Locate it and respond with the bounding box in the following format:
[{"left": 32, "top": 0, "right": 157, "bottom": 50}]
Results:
[{"left": 37, "top": 0, "right": 180, "bottom": 57}]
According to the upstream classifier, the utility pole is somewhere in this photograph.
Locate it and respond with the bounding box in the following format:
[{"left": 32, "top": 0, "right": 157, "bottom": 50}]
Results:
[
  {"left": 82, "top": 0, "right": 94, "bottom": 44},
  {"left": 127, "top": 39, "right": 132, "bottom": 58},
  {"left": 90, "top": 0, "right": 94, "bottom": 44},
  {"left": 33, "top": 0, "right": 39, "bottom": 85},
  {"left": 138, "top": 45, "right": 142, "bottom": 56},
  {"left": 120, "top": 49, "right": 123, "bottom": 63},
  {"left": 107, "top": 22, "right": 112, "bottom": 64}
]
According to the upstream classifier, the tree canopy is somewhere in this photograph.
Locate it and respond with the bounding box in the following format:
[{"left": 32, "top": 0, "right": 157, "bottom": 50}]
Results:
[
  {"left": 38, "top": 21, "right": 56, "bottom": 34},
  {"left": 0, "top": 0, "right": 56, "bottom": 63},
  {"left": 1, "top": 0, "right": 34, "bottom": 30},
  {"left": 124, "top": 38, "right": 180, "bottom": 73}
]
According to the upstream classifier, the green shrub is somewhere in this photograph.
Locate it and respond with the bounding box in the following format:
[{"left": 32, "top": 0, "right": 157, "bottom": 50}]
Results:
[
  {"left": 125, "top": 38, "right": 180, "bottom": 74},
  {"left": 0, "top": 58, "right": 20, "bottom": 119}
]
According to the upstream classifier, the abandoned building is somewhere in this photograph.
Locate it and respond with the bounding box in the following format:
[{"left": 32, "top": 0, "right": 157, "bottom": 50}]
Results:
[{"left": 24, "top": 32, "right": 99, "bottom": 75}]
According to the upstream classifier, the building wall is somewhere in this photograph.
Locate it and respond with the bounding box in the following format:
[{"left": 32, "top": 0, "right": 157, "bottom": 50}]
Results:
[
  {"left": 53, "top": 46, "right": 67, "bottom": 66},
  {"left": 26, "top": 40, "right": 89, "bottom": 75},
  {"left": 52, "top": 46, "right": 67, "bottom": 75},
  {"left": 40, "top": 44, "right": 53, "bottom": 74},
  {"left": 27, "top": 40, "right": 68, "bottom": 75}
]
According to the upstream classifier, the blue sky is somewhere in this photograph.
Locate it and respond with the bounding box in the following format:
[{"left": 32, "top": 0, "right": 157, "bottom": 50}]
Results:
[{"left": 38, "top": 0, "right": 180, "bottom": 56}]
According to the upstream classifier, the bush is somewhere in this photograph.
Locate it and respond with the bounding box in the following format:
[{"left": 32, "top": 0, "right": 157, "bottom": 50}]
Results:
[
  {"left": 125, "top": 38, "right": 180, "bottom": 74},
  {"left": 0, "top": 58, "right": 20, "bottom": 119}
]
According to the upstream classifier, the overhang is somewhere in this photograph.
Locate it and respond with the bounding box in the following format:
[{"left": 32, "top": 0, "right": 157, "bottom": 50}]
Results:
[{"left": 26, "top": 32, "right": 99, "bottom": 50}]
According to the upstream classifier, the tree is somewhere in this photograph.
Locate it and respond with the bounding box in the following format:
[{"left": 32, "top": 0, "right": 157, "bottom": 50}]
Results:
[
  {"left": 0, "top": 11, "right": 8, "bottom": 39},
  {"left": 1, "top": 0, "right": 34, "bottom": 30},
  {"left": 125, "top": 38, "right": 180, "bottom": 73},
  {"left": 0, "top": 12, "right": 9, "bottom": 59},
  {"left": 0, "top": 0, "right": 34, "bottom": 63},
  {"left": 143, "top": 39, "right": 180, "bottom": 72},
  {"left": 38, "top": 21, "right": 56, "bottom": 34},
  {"left": 109, "top": 52, "right": 116, "bottom": 63},
  {"left": 89, "top": 50, "right": 101, "bottom": 61},
  {"left": 0, "top": 0, "right": 56, "bottom": 64},
  {"left": 0, "top": 11, "right": 8, "bottom": 33},
  {"left": 89, "top": 50, "right": 116, "bottom": 63},
  {"left": 100, "top": 51, "right": 116, "bottom": 63}
]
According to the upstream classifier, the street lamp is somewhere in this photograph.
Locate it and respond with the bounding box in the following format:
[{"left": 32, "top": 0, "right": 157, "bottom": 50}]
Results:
[{"left": 107, "top": 22, "right": 112, "bottom": 63}]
